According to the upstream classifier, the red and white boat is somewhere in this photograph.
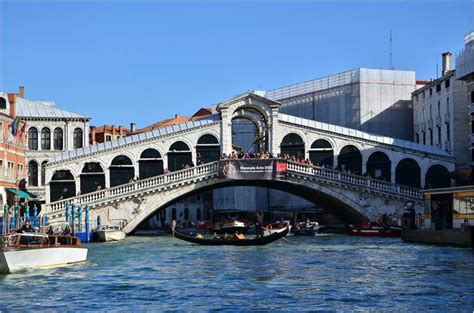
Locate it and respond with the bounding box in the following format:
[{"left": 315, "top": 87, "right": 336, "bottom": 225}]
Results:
[{"left": 348, "top": 221, "right": 401, "bottom": 238}]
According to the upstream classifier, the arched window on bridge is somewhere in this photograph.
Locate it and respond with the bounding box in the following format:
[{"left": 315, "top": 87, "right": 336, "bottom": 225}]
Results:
[
  {"left": 196, "top": 134, "right": 220, "bottom": 165},
  {"left": 231, "top": 117, "right": 260, "bottom": 153},
  {"left": 50, "top": 170, "right": 76, "bottom": 202},
  {"left": 110, "top": 155, "right": 134, "bottom": 187},
  {"left": 425, "top": 164, "right": 450, "bottom": 189},
  {"left": 280, "top": 133, "right": 305, "bottom": 159},
  {"left": 196, "top": 208, "right": 202, "bottom": 221},
  {"left": 80, "top": 162, "right": 105, "bottom": 194},
  {"left": 309, "top": 139, "right": 333, "bottom": 167},
  {"left": 168, "top": 141, "right": 192, "bottom": 172},
  {"left": 338, "top": 145, "right": 362, "bottom": 174},
  {"left": 139, "top": 148, "right": 163, "bottom": 179},
  {"left": 171, "top": 208, "right": 177, "bottom": 221},
  {"left": 396, "top": 158, "right": 420, "bottom": 188},
  {"left": 28, "top": 160, "right": 38, "bottom": 187},
  {"left": 366, "top": 151, "right": 391, "bottom": 182}
]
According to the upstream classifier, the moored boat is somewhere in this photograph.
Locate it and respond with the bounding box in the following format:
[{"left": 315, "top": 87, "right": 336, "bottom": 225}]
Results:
[
  {"left": 348, "top": 221, "right": 401, "bottom": 238},
  {"left": 95, "top": 225, "right": 126, "bottom": 242},
  {"left": 212, "top": 220, "right": 249, "bottom": 234},
  {"left": 264, "top": 221, "right": 292, "bottom": 236},
  {"left": 174, "top": 227, "right": 289, "bottom": 246},
  {"left": 293, "top": 221, "right": 321, "bottom": 236},
  {"left": 0, "top": 233, "right": 88, "bottom": 274}
]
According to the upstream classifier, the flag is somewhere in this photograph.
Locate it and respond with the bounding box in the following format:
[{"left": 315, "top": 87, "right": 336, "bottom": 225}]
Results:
[
  {"left": 9, "top": 117, "right": 20, "bottom": 136},
  {"left": 16, "top": 121, "right": 27, "bottom": 144}
]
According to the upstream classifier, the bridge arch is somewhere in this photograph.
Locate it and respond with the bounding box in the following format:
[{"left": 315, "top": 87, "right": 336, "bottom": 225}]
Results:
[
  {"left": 396, "top": 158, "right": 421, "bottom": 188},
  {"left": 366, "top": 151, "right": 391, "bottom": 182},
  {"left": 80, "top": 162, "right": 106, "bottom": 194},
  {"left": 309, "top": 139, "right": 333, "bottom": 167},
  {"left": 50, "top": 170, "right": 76, "bottom": 202},
  {"left": 196, "top": 134, "right": 220, "bottom": 165},
  {"left": 337, "top": 145, "right": 362, "bottom": 174},
  {"left": 139, "top": 148, "right": 164, "bottom": 179},
  {"left": 167, "top": 141, "right": 192, "bottom": 171},
  {"left": 123, "top": 178, "right": 368, "bottom": 234},
  {"left": 110, "top": 155, "right": 135, "bottom": 187},
  {"left": 425, "top": 164, "right": 450, "bottom": 189},
  {"left": 280, "top": 133, "right": 305, "bottom": 159}
]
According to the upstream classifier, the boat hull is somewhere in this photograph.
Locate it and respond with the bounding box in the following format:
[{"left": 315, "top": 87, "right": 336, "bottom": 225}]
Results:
[
  {"left": 174, "top": 227, "right": 289, "bottom": 246},
  {"left": 96, "top": 230, "right": 126, "bottom": 242},
  {"left": 348, "top": 227, "right": 401, "bottom": 238},
  {"left": 0, "top": 247, "right": 88, "bottom": 274}
]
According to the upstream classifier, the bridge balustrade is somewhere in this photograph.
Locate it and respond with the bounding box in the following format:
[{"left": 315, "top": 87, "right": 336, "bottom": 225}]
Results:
[{"left": 45, "top": 160, "right": 421, "bottom": 217}]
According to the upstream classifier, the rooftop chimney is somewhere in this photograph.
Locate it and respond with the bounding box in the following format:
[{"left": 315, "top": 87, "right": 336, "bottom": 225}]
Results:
[
  {"left": 442, "top": 52, "right": 452, "bottom": 76},
  {"left": 130, "top": 122, "right": 136, "bottom": 132},
  {"left": 175, "top": 114, "right": 178, "bottom": 119},
  {"left": 19, "top": 86, "right": 25, "bottom": 98}
]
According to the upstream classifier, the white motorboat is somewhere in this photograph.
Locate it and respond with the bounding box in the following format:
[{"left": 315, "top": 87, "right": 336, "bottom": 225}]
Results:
[
  {"left": 95, "top": 225, "right": 126, "bottom": 242},
  {"left": 264, "top": 221, "right": 292, "bottom": 236},
  {"left": 212, "top": 220, "right": 249, "bottom": 234},
  {"left": 0, "top": 233, "right": 88, "bottom": 274}
]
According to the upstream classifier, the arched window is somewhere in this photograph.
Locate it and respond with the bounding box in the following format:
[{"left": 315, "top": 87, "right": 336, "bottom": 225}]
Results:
[
  {"left": 232, "top": 117, "right": 260, "bottom": 153},
  {"left": 28, "top": 161, "right": 38, "bottom": 187},
  {"left": 171, "top": 208, "right": 177, "bottom": 221},
  {"left": 168, "top": 141, "right": 192, "bottom": 172},
  {"left": 196, "top": 134, "right": 220, "bottom": 164},
  {"left": 309, "top": 139, "right": 333, "bottom": 167},
  {"left": 28, "top": 128, "right": 38, "bottom": 150},
  {"left": 281, "top": 133, "right": 305, "bottom": 159},
  {"left": 81, "top": 162, "right": 105, "bottom": 194},
  {"left": 366, "top": 152, "right": 391, "bottom": 181},
  {"left": 110, "top": 155, "right": 134, "bottom": 187},
  {"left": 338, "top": 145, "right": 362, "bottom": 174},
  {"left": 50, "top": 170, "right": 76, "bottom": 202},
  {"left": 41, "top": 161, "right": 48, "bottom": 186},
  {"left": 0, "top": 97, "right": 6, "bottom": 110},
  {"left": 425, "top": 164, "right": 450, "bottom": 189},
  {"left": 396, "top": 158, "right": 421, "bottom": 188},
  {"left": 139, "top": 149, "right": 163, "bottom": 179},
  {"left": 41, "top": 128, "right": 51, "bottom": 150},
  {"left": 73, "top": 128, "right": 83, "bottom": 149},
  {"left": 184, "top": 208, "right": 190, "bottom": 221},
  {"left": 196, "top": 208, "right": 202, "bottom": 221},
  {"left": 53, "top": 128, "right": 63, "bottom": 150}
]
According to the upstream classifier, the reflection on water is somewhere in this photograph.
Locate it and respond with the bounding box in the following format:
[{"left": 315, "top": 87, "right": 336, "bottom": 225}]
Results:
[{"left": 0, "top": 235, "right": 473, "bottom": 311}]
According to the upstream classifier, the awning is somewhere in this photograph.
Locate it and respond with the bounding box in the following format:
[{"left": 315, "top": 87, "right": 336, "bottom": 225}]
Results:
[{"left": 6, "top": 188, "right": 37, "bottom": 199}]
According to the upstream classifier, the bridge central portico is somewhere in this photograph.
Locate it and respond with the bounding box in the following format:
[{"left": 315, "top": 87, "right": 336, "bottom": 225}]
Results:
[{"left": 42, "top": 92, "right": 455, "bottom": 230}]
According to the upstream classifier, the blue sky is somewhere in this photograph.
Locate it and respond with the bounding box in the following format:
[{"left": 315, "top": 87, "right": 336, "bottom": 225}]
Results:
[{"left": 1, "top": 1, "right": 473, "bottom": 127}]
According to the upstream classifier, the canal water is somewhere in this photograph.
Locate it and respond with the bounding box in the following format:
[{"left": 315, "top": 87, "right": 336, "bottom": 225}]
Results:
[{"left": 1, "top": 235, "right": 473, "bottom": 311}]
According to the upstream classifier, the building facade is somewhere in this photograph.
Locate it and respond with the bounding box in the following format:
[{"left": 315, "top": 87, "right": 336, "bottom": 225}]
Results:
[
  {"left": 413, "top": 53, "right": 470, "bottom": 172},
  {"left": 0, "top": 93, "right": 27, "bottom": 209},
  {"left": 8, "top": 87, "right": 91, "bottom": 203},
  {"left": 265, "top": 68, "right": 418, "bottom": 140},
  {"left": 456, "top": 31, "right": 474, "bottom": 173}
]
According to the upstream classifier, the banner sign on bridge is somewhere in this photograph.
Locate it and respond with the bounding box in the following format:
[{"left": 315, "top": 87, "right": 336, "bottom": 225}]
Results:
[{"left": 218, "top": 159, "right": 287, "bottom": 180}]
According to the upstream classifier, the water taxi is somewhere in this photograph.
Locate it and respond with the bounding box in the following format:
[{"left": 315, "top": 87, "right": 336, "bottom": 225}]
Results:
[
  {"left": 95, "top": 225, "right": 126, "bottom": 242},
  {"left": 0, "top": 233, "right": 88, "bottom": 274}
]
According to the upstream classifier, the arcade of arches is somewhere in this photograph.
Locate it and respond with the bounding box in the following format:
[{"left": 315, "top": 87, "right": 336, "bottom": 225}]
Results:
[{"left": 47, "top": 134, "right": 452, "bottom": 202}]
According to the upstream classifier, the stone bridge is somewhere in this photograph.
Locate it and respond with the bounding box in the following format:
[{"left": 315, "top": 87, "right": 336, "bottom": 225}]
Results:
[
  {"left": 41, "top": 92, "right": 455, "bottom": 232},
  {"left": 44, "top": 160, "right": 424, "bottom": 234}
]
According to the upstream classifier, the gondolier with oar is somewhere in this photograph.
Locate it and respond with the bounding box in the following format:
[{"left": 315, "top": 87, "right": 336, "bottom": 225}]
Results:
[{"left": 255, "top": 212, "right": 264, "bottom": 238}]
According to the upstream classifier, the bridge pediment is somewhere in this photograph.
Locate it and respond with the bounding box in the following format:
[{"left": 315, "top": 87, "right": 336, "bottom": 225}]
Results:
[{"left": 216, "top": 92, "right": 281, "bottom": 116}]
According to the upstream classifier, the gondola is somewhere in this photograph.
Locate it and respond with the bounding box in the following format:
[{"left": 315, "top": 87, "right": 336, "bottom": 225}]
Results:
[{"left": 173, "top": 227, "right": 289, "bottom": 246}]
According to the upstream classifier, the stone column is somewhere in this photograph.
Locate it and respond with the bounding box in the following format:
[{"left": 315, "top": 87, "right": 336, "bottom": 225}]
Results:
[
  {"left": 105, "top": 168, "right": 111, "bottom": 188},
  {"left": 269, "top": 108, "right": 280, "bottom": 156},
  {"left": 220, "top": 109, "right": 232, "bottom": 155},
  {"left": 390, "top": 159, "right": 397, "bottom": 184}
]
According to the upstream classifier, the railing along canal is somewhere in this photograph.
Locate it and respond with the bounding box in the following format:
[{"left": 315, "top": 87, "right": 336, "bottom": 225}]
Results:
[{"left": 46, "top": 159, "right": 422, "bottom": 215}]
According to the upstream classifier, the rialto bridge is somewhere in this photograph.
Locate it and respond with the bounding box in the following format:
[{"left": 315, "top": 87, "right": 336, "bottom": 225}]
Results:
[{"left": 41, "top": 93, "right": 455, "bottom": 232}]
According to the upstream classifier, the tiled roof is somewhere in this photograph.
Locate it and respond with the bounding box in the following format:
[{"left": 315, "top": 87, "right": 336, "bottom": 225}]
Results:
[
  {"left": 51, "top": 114, "right": 221, "bottom": 163},
  {"left": 279, "top": 113, "right": 451, "bottom": 157},
  {"left": 16, "top": 97, "right": 90, "bottom": 119}
]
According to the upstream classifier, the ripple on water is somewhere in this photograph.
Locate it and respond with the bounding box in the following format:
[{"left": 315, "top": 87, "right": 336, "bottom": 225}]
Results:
[{"left": 0, "top": 235, "right": 473, "bottom": 311}]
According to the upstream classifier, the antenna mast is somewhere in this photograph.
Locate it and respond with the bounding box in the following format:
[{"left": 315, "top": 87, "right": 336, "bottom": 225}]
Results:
[{"left": 390, "top": 30, "right": 393, "bottom": 70}]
